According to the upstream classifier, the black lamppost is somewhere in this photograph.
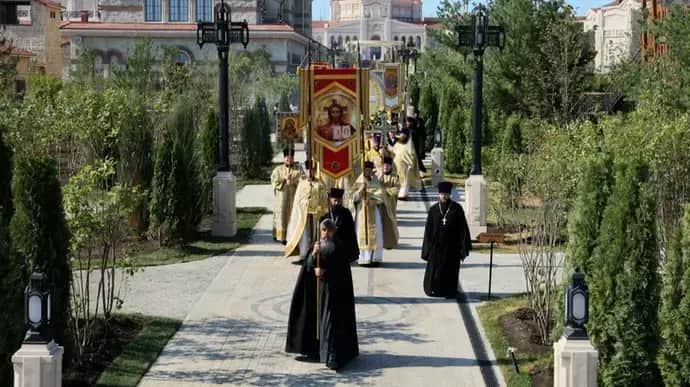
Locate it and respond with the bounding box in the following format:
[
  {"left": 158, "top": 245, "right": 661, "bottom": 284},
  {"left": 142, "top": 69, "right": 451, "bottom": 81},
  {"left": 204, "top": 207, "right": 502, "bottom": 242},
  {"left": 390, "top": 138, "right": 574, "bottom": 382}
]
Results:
[
  {"left": 455, "top": 5, "right": 504, "bottom": 175},
  {"left": 564, "top": 268, "right": 590, "bottom": 339},
  {"left": 24, "top": 272, "right": 52, "bottom": 343},
  {"left": 396, "top": 40, "right": 419, "bottom": 115},
  {"left": 197, "top": 1, "right": 249, "bottom": 172}
]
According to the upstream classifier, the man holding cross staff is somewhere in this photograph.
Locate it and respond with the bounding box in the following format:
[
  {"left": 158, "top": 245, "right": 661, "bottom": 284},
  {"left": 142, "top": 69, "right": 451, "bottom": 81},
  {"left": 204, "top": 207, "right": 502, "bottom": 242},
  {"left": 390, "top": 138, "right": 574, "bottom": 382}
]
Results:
[{"left": 285, "top": 219, "right": 359, "bottom": 370}]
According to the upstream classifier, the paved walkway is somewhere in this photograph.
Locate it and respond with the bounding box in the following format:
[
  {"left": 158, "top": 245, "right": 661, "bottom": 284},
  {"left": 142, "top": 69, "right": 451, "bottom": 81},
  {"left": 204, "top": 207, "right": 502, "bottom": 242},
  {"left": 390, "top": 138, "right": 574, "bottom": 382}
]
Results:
[{"left": 138, "top": 182, "right": 521, "bottom": 387}]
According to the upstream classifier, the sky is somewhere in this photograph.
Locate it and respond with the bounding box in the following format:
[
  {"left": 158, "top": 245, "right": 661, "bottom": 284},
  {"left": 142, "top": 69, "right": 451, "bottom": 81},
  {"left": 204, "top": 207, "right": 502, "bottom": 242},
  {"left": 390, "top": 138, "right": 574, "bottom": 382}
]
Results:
[{"left": 311, "top": 0, "right": 605, "bottom": 20}]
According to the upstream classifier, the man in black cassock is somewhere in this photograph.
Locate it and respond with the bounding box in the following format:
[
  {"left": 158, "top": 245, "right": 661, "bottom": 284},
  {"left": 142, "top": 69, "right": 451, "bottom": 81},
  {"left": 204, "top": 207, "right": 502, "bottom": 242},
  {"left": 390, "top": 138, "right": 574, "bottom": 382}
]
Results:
[
  {"left": 320, "top": 188, "right": 359, "bottom": 262},
  {"left": 421, "top": 181, "right": 472, "bottom": 298},
  {"left": 285, "top": 219, "right": 359, "bottom": 370}
]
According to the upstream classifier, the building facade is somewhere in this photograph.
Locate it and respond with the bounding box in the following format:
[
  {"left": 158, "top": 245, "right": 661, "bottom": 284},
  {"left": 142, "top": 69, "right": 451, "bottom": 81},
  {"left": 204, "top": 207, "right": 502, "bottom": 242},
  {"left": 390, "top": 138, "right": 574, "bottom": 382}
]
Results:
[
  {"left": 583, "top": 0, "right": 641, "bottom": 73},
  {"left": 312, "top": 0, "right": 438, "bottom": 60},
  {"left": 1, "top": 0, "right": 65, "bottom": 81},
  {"left": 57, "top": 0, "right": 313, "bottom": 76}
]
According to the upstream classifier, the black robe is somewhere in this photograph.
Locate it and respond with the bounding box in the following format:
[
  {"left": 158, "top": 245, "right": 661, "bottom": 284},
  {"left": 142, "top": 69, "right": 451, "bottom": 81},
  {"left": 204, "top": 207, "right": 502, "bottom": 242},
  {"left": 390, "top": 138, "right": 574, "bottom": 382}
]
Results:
[
  {"left": 421, "top": 200, "right": 472, "bottom": 297},
  {"left": 320, "top": 206, "right": 359, "bottom": 262},
  {"left": 285, "top": 240, "right": 359, "bottom": 367}
]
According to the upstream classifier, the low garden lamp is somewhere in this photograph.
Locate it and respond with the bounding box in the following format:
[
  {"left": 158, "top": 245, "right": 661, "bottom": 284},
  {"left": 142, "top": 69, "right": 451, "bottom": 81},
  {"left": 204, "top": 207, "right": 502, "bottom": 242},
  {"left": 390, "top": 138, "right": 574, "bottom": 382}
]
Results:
[
  {"left": 25, "top": 272, "right": 52, "bottom": 343},
  {"left": 564, "top": 268, "right": 589, "bottom": 339},
  {"left": 435, "top": 127, "right": 442, "bottom": 147}
]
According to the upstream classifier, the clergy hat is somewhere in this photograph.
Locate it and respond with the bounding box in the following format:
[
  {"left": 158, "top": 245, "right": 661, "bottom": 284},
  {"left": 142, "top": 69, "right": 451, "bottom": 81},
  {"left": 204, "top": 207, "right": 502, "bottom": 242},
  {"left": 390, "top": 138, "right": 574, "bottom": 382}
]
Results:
[
  {"left": 320, "top": 218, "right": 337, "bottom": 231},
  {"left": 304, "top": 160, "right": 313, "bottom": 170},
  {"left": 372, "top": 133, "right": 382, "bottom": 145},
  {"left": 328, "top": 188, "right": 344, "bottom": 199},
  {"left": 438, "top": 181, "right": 453, "bottom": 194},
  {"left": 283, "top": 147, "right": 295, "bottom": 157},
  {"left": 364, "top": 161, "right": 375, "bottom": 169},
  {"left": 383, "top": 156, "right": 393, "bottom": 164}
]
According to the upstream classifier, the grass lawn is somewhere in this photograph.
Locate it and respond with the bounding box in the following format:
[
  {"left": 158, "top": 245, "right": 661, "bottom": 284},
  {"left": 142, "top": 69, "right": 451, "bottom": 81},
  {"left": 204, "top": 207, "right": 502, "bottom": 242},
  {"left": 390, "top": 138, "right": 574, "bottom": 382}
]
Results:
[
  {"left": 131, "top": 207, "right": 266, "bottom": 267},
  {"left": 476, "top": 295, "right": 553, "bottom": 387},
  {"left": 95, "top": 315, "right": 182, "bottom": 387}
]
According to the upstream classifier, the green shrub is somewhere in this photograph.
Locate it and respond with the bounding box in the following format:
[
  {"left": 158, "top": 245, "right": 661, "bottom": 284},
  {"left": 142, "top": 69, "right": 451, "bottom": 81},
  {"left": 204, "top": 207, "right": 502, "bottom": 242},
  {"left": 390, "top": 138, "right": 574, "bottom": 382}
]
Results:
[
  {"left": 9, "top": 155, "right": 72, "bottom": 350},
  {"left": 444, "top": 107, "right": 466, "bottom": 174},
  {"left": 658, "top": 206, "right": 690, "bottom": 386},
  {"left": 239, "top": 105, "right": 263, "bottom": 178},
  {"left": 418, "top": 83, "right": 438, "bottom": 152},
  {"left": 256, "top": 96, "right": 273, "bottom": 166},
  {"left": 117, "top": 92, "right": 154, "bottom": 234},
  {"left": 0, "top": 125, "right": 14, "bottom": 387},
  {"left": 589, "top": 158, "right": 661, "bottom": 386},
  {"left": 149, "top": 100, "right": 202, "bottom": 244},
  {"left": 198, "top": 108, "right": 218, "bottom": 215}
]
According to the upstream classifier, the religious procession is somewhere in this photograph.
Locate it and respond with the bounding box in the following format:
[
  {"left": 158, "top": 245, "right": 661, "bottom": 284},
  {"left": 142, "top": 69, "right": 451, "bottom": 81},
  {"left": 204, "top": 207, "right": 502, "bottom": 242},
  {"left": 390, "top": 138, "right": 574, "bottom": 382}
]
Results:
[{"left": 271, "top": 56, "right": 472, "bottom": 370}]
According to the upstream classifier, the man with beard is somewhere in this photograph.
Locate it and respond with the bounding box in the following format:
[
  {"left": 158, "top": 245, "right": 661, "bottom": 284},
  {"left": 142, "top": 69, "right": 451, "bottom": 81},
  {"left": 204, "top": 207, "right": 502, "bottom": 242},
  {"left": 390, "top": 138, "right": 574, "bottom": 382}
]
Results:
[
  {"left": 319, "top": 188, "right": 359, "bottom": 262},
  {"left": 379, "top": 156, "right": 400, "bottom": 211},
  {"left": 422, "top": 181, "right": 472, "bottom": 298},
  {"left": 286, "top": 219, "right": 359, "bottom": 370},
  {"left": 285, "top": 160, "right": 328, "bottom": 262},
  {"left": 270, "top": 148, "right": 301, "bottom": 243}
]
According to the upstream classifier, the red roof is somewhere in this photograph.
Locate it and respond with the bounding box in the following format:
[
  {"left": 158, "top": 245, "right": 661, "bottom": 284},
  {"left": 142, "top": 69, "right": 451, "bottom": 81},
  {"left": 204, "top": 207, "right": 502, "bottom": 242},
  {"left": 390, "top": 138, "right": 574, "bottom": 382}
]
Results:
[
  {"left": 60, "top": 21, "right": 296, "bottom": 32},
  {"left": 39, "top": 0, "right": 63, "bottom": 10},
  {"left": 11, "top": 48, "right": 36, "bottom": 57}
]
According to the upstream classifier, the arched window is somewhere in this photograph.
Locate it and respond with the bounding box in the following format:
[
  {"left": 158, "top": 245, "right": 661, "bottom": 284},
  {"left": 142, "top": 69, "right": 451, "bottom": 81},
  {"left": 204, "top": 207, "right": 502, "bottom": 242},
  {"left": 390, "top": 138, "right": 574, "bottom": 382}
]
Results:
[
  {"left": 175, "top": 50, "right": 192, "bottom": 65},
  {"left": 400, "top": 35, "right": 405, "bottom": 43},
  {"left": 407, "top": 36, "right": 413, "bottom": 46},
  {"left": 345, "top": 36, "right": 350, "bottom": 43},
  {"left": 338, "top": 35, "right": 343, "bottom": 46},
  {"left": 394, "top": 36, "right": 398, "bottom": 41},
  {"left": 416, "top": 36, "right": 421, "bottom": 48},
  {"left": 331, "top": 35, "right": 336, "bottom": 45}
]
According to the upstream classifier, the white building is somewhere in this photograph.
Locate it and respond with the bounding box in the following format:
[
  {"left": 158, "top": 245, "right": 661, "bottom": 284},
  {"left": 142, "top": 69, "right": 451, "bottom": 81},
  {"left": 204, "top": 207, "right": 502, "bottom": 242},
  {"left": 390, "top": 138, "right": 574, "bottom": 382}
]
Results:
[
  {"left": 311, "top": 0, "right": 439, "bottom": 60},
  {"left": 583, "top": 0, "right": 641, "bottom": 73},
  {"left": 58, "top": 0, "right": 314, "bottom": 75}
]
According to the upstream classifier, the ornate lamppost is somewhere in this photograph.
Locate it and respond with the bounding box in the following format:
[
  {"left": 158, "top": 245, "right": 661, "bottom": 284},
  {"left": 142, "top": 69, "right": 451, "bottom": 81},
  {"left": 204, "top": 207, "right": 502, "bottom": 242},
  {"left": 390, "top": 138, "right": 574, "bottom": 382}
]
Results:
[
  {"left": 454, "top": 5, "right": 504, "bottom": 238},
  {"left": 197, "top": 0, "right": 249, "bottom": 237},
  {"left": 455, "top": 5, "right": 504, "bottom": 175}
]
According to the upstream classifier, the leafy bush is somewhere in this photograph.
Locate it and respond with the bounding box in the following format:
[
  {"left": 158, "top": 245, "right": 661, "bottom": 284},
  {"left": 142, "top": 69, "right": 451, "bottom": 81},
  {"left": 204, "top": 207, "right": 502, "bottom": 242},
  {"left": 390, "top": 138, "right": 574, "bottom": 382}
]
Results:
[
  {"left": 444, "top": 107, "right": 467, "bottom": 174},
  {"left": 149, "top": 99, "right": 202, "bottom": 244},
  {"left": 198, "top": 108, "right": 219, "bottom": 215},
  {"left": 0, "top": 124, "right": 15, "bottom": 386},
  {"left": 255, "top": 96, "right": 273, "bottom": 166},
  {"left": 239, "top": 105, "right": 263, "bottom": 178}
]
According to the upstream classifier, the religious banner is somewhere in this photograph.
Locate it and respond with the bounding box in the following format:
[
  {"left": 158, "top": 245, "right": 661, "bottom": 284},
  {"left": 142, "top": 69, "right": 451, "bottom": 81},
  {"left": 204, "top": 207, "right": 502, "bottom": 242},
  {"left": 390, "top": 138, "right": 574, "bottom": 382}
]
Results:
[
  {"left": 278, "top": 114, "right": 300, "bottom": 143},
  {"left": 383, "top": 63, "right": 402, "bottom": 111},
  {"left": 310, "top": 67, "right": 369, "bottom": 180}
]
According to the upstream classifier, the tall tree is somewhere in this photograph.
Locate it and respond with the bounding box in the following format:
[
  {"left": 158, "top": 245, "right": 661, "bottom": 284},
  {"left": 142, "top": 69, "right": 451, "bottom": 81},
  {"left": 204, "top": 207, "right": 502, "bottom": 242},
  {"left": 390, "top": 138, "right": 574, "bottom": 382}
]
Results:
[
  {"left": 658, "top": 206, "right": 690, "bottom": 386},
  {"left": 590, "top": 158, "right": 661, "bottom": 386},
  {"left": 9, "top": 155, "right": 72, "bottom": 351}
]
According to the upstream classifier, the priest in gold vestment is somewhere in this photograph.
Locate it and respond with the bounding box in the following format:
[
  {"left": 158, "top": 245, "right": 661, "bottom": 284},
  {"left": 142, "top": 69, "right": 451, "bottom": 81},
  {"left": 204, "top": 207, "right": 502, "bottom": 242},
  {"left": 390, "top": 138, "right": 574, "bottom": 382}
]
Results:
[
  {"left": 390, "top": 128, "right": 421, "bottom": 200},
  {"left": 271, "top": 148, "right": 301, "bottom": 243},
  {"left": 364, "top": 132, "right": 385, "bottom": 173},
  {"left": 285, "top": 160, "right": 329, "bottom": 261},
  {"left": 352, "top": 161, "right": 399, "bottom": 265},
  {"left": 379, "top": 156, "right": 400, "bottom": 211}
]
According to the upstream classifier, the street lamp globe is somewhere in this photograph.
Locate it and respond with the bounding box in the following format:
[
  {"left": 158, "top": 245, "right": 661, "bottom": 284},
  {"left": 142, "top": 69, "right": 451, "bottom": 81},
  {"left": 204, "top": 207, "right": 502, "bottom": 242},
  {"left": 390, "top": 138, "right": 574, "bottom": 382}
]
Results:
[
  {"left": 564, "top": 268, "right": 590, "bottom": 339},
  {"left": 24, "top": 272, "right": 52, "bottom": 343}
]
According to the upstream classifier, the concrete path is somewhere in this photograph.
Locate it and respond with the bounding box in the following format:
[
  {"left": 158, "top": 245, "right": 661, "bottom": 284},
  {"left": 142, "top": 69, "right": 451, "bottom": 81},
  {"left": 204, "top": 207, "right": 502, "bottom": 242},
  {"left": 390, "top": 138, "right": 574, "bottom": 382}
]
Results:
[{"left": 138, "top": 184, "right": 512, "bottom": 387}]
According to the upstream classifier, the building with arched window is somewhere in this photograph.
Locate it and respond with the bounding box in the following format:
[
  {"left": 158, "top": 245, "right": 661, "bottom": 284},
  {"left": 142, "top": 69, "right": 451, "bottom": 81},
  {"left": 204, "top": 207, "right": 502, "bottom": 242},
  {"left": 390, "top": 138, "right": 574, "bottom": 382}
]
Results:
[
  {"left": 311, "top": 0, "right": 439, "bottom": 60},
  {"left": 59, "top": 0, "right": 315, "bottom": 75}
]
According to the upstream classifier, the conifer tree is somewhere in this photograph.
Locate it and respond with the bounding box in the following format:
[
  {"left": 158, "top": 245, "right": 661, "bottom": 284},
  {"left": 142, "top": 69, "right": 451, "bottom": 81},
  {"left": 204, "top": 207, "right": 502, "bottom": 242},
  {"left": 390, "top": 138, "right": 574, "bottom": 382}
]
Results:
[
  {"left": 240, "top": 105, "right": 263, "bottom": 178},
  {"left": 0, "top": 125, "right": 15, "bottom": 387},
  {"left": 256, "top": 96, "right": 273, "bottom": 166},
  {"left": 658, "top": 206, "right": 690, "bottom": 386},
  {"left": 8, "top": 155, "right": 71, "bottom": 351},
  {"left": 444, "top": 107, "right": 466, "bottom": 174},
  {"left": 590, "top": 158, "right": 661, "bottom": 386},
  {"left": 149, "top": 100, "right": 202, "bottom": 244},
  {"left": 418, "top": 83, "right": 438, "bottom": 152},
  {"left": 198, "top": 108, "right": 219, "bottom": 215}
]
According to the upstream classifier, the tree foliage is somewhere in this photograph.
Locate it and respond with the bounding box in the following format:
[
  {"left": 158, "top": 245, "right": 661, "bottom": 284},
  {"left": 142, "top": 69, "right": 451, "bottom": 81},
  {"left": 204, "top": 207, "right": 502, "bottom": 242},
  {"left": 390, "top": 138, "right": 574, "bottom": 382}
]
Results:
[
  {"left": 589, "top": 158, "right": 660, "bottom": 386},
  {"left": 149, "top": 99, "right": 202, "bottom": 244},
  {"left": 9, "top": 155, "right": 72, "bottom": 349}
]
